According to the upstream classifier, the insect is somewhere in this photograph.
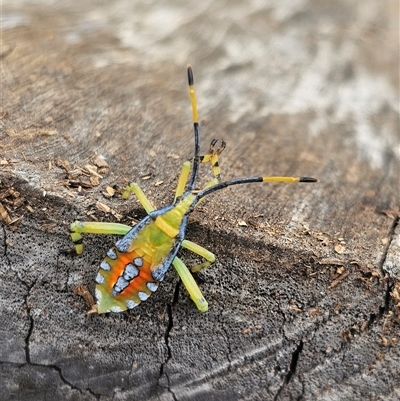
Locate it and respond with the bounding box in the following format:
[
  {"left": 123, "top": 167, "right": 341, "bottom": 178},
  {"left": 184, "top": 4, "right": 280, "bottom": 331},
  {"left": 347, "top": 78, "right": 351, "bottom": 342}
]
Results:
[{"left": 70, "top": 65, "right": 318, "bottom": 314}]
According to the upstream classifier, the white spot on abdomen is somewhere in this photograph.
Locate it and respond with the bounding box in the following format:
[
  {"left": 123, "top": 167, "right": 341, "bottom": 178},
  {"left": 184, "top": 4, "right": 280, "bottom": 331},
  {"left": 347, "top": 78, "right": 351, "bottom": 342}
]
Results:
[
  {"left": 95, "top": 273, "right": 105, "bottom": 284},
  {"left": 126, "top": 299, "right": 139, "bottom": 309},
  {"left": 100, "top": 260, "right": 111, "bottom": 271},
  {"left": 107, "top": 249, "right": 117, "bottom": 260},
  {"left": 133, "top": 257, "right": 143, "bottom": 267},
  {"left": 146, "top": 282, "right": 158, "bottom": 292},
  {"left": 138, "top": 292, "right": 149, "bottom": 301},
  {"left": 123, "top": 264, "right": 139, "bottom": 280}
]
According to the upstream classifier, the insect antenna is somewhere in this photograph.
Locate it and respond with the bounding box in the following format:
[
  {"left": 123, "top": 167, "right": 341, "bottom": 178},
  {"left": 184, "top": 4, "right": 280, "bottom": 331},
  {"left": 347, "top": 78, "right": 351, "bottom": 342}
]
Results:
[
  {"left": 193, "top": 175, "right": 319, "bottom": 206},
  {"left": 186, "top": 65, "right": 201, "bottom": 191}
]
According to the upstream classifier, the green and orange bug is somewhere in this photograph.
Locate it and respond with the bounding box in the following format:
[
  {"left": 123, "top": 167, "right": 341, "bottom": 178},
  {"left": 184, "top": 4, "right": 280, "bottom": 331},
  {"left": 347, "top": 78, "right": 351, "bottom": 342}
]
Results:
[{"left": 69, "top": 65, "right": 319, "bottom": 314}]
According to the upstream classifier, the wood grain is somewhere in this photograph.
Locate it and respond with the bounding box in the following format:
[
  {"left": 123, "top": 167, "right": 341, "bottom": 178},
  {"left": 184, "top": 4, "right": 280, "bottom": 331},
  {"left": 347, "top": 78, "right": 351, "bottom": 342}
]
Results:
[{"left": 1, "top": 1, "right": 398, "bottom": 400}]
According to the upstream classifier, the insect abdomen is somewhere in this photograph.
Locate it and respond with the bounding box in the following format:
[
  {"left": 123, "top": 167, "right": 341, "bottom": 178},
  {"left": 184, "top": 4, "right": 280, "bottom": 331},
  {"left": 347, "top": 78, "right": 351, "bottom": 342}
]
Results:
[
  {"left": 95, "top": 218, "right": 179, "bottom": 313},
  {"left": 95, "top": 246, "right": 161, "bottom": 313}
]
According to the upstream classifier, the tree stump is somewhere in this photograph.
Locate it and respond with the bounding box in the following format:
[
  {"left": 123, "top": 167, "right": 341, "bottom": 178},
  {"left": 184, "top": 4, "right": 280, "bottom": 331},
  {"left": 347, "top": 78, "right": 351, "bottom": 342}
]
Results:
[{"left": 1, "top": 1, "right": 399, "bottom": 400}]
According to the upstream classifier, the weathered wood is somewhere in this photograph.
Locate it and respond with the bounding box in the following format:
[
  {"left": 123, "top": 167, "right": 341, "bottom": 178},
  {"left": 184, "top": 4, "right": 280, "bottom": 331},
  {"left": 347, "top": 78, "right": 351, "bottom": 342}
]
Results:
[{"left": 1, "top": 1, "right": 399, "bottom": 400}]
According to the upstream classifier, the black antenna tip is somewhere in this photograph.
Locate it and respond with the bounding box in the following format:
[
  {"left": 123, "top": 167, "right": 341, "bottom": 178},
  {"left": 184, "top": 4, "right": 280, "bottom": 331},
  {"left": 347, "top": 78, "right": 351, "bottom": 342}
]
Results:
[
  {"left": 187, "top": 65, "right": 194, "bottom": 85},
  {"left": 299, "top": 177, "right": 319, "bottom": 182}
]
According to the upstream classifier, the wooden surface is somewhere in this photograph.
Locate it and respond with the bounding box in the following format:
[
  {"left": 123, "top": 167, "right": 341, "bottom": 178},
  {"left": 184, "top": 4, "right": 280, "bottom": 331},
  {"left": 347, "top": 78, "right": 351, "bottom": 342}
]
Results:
[{"left": 1, "top": 1, "right": 399, "bottom": 400}]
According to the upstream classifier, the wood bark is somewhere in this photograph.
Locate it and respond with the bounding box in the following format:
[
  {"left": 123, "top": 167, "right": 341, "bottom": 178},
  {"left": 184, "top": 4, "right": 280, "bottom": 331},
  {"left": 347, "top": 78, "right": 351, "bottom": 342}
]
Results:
[{"left": 1, "top": 1, "right": 399, "bottom": 400}]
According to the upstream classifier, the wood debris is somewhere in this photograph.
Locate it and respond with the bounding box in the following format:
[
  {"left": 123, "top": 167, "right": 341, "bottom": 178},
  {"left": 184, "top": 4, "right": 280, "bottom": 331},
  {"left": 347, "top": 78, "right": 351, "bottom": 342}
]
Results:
[
  {"left": 382, "top": 207, "right": 400, "bottom": 219},
  {"left": 289, "top": 299, "right": 303, "bottom": 313},
  {"left": 55, "top": 158, "right": 106, "bottom": 189},
  {"left": 0, "top": 202, "right": 12, "bottom": 225},
  {"left": 92, "top": 155, "right": 109, "bottom": 169},
  {"left": 329, "top": 270, "right": 350, "bottom": 288},
  {"left": 96, "top": 201, "right": 111, "bottom": 213},
  {"left": 89, "top": 175, "right": 100, "bottom": 186},
  {"left": 247, "top": 219, "right": 258, "bottom": 228},
  {"left": 336, "top": 266, "right": 346, "bottom": 275},
  {"left": 334, "top": 244, "right": 346, "bottom": 254},
  {"left": 0, "top": 184, "right": 25, "bottom": 225},
  {"left": 73, "top": 284, "right": 96, "bottom": 311},
  {"left": 391, "top": 283, "right": 400, "bottom": 324},
  {"left": 318, "top": 258, "right": 345, "bottom": 266},
  {"left": 103, "top": 186, "right": 115, "bottom": 197},
  {"left": 84, "top": 165, "right": 103, "bottom": 178},
  {"left": 301, "top": 223, "right": 332, "bottom": 245}
]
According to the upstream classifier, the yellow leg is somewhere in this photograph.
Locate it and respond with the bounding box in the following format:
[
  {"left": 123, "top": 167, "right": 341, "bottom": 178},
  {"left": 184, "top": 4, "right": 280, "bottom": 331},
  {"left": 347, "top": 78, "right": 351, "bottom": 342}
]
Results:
[
  {"left": 70, "top": 221, "right": 132, "bottom": 255},
  {"left": 174, "top": 161, "right": 191, "bottom": 201},
  {"left": 174, "top": 139, "right": 226, "bottom": 201},
  {"left": 173, "top": 239, "right": 215, "bottom": 311},
  {"left": 122, "top": 182, "right": 155, "bottom": 213},
  {"left": 199, "top": 138, "right": 226, "bottom": 182},
  {"left": 181, "top": 239, "right": 215, "bottom": 272},
  {"left": 71, "top": 182, "right": 155, "bottom": 255},
  {"left": 172, "top": 256, "right": 208, "bottom": 312}
]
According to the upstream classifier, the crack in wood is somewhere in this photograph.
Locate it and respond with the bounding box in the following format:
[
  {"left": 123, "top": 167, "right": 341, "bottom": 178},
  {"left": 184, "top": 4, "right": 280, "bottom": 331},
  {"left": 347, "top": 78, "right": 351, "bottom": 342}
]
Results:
[
  {"left": 274, "top": 339, "right": 304, "bottom": 401},
  {"left": 1, "top": 225, "right": 10, "bottom": 263},
  {"left": 219, "top": 310, "right": 233, "bottom": 372},
  {"left": 13, "top": 259, "right": 102, "bottom": 399},
  {"left": 22, "top": 281, "right": 35, "bottom": 365},
  {"left": 0, "top": 359, "right": 101, "bottom": 399},
  {"left": 380, "top": 215, "right": 399, "bottom": 274},
  {"left": 158, "top": 281, "right": 180, "bottom": 399},
  {"left": 377, "top": 215, "right": 399, "bottom": 316}
]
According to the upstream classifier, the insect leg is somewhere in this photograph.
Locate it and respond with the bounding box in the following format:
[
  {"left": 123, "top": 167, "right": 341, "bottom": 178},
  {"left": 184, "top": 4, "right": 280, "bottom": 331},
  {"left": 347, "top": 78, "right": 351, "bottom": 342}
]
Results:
[
  {"left": 188, "top": 139, "right": 226, "bottom": 206},
  {"left": 172, "top": 256, "right": 208, "bottom": 312},
  {"left": 196, "top": 139, "right": 227, "bottom": 187},
  {"left": 122, "top": 182, "right": 155, "bottom": 213},
  {"left": 175, "top": 139, "right": 226, "bottom": 200},
  {"left": 174, "top": 160, "right": 191, "bottom": 201},
  {"left": 203, "top": 138, "right": 226, "bottom": 183},
  {"left": 174, "top": 139, "right": 227, "bottom": 206},
  {"left": 181, "top": 239, "right": 215, "bottom": 272},
  {"left": 69, "top": 221, "right": 132, "bottom": 255}
]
